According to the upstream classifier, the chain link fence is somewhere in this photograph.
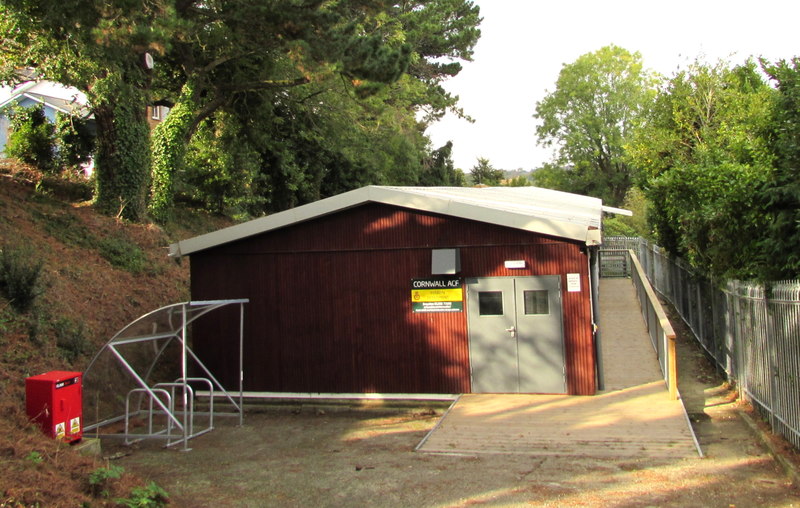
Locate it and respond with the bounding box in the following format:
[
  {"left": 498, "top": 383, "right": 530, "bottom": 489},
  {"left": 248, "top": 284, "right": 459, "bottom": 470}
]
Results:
[{"left": 601, "top": 237, "right": 800, "bottom": 449}]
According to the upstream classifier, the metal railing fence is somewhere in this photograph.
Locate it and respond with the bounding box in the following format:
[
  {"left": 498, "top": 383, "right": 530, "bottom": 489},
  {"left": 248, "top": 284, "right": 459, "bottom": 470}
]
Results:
[{"left": 601, "top": 237, "right": 800, "bottom": 449}]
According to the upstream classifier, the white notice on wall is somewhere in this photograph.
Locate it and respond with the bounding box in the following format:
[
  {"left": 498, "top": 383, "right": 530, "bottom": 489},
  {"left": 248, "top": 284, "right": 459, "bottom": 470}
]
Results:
[{"left": 566, "top": 273, "right": 581, "bottom": 292}]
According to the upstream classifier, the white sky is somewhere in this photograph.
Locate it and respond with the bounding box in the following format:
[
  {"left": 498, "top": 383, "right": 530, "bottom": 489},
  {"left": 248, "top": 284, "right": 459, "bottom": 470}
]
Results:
[{"left": 425, "top": 0, "right": 800, "bottom": 172}]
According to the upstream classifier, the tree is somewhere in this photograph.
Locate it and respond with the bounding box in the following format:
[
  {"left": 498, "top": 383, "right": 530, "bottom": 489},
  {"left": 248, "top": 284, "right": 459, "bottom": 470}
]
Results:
[
  {"left": 147, "top": 1, "right": 413, "bottom": 220},
  {"left": 419, "top": 141, "right": 465, "bottom": 186},
  {"left": 533, "top": 45, "right": 658, "bottom": 205},
  {"left": 181, "top": 112, "right": 264, "bottom": 216},
  {"left": 626, "top": 59, "right": 776, "bottom": 278},
  {"left": 505, "top": 175, "right": 531, "bottom": 187},
  {"left": 0, "top": 0, "right": 170, "bottom": 220},
  {"left": 1, "top": 1, "right": 482, "bottom": 222},
  {"left": 469, "top": 157, "right": 503, "bottom": 185},
  {"left": 758, "top": 58, "right": 800, "bottom": 280},
  {"left": 148, "top": 0, "right": 482, "bottom": 221}
]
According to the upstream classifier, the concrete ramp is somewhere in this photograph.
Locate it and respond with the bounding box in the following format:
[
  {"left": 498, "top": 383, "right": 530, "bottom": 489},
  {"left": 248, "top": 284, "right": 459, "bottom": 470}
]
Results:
[
  {"left": 416, "top": 382, "right": 697, "bottom": 458},
  {"left": 417, "top": 279, "right": 701, "bottom": 459}
]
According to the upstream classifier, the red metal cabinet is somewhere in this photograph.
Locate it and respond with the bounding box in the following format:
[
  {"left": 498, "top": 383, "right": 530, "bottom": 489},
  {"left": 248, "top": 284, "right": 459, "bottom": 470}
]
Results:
[{"left": 25, "top": 371, "right": 83, "bottom": 442}]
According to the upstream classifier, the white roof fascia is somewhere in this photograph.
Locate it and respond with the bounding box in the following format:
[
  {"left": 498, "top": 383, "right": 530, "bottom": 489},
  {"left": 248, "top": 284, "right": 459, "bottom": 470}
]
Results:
[
  {"left": 20, "top": 93, "right": 74, "bottom": 115},
  {"left": 170, "top": 187, "right": 374, "bottom": 257},
  {"left": 601, "top": 205, "right": 633, "bottom": 217},
  {"left": 0, "top": 92, "right": 77, "bottom": 116},
  {"left": 0, "top": 82, "right": 37, "bottom": 108},
  {"left": 398, "top": 186, "right": 603, "bottom": 228},
  {"left": 366, "top": 187, "right": 592, "bottom": 242},
  {"left": 169, "top": 185, "right": 605, "bottom": 257}
]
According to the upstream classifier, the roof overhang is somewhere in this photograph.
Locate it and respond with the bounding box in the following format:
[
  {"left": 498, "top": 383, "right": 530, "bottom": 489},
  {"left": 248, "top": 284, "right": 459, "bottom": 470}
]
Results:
[{"left": 169, "top": 186, "right": 624, "bottom": 258}]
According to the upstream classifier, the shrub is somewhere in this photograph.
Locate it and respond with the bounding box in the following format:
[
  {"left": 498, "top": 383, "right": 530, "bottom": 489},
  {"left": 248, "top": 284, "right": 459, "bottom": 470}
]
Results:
[
  {"left": 54, "top": 317, "right": 90, "bottom": 362},
  {"left": 5, "top": 105, "right": 58, "bottom": 173},
  {"left": 97, "top": 236, "right": 148, "bottom": 274},
  {"left": 0, "top": 245, "right": 45, "bottom": 313},
  {"left": 55, "top": 114, "right": 95, "bottom": 171},
  {"left": 117, "top": 482, "right": 169, "bottom": 507},
  {"left": 88, "top": 464, "right": 124, "bottom": 498}
]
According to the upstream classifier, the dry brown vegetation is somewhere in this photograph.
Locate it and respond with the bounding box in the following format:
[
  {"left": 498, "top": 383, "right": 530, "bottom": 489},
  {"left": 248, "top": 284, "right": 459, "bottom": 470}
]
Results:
[{"left": 0, "top": 161, "right": 232, "bottom": 506}]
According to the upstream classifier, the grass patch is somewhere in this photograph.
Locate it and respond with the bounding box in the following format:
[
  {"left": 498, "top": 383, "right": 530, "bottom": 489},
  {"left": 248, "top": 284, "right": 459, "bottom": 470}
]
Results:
[
  {"left": 31, "top": 209, "right": 94, "bottom": 248},
  {"left": 32, "top": 210, "right": 154, "bottom": 274},
  {"left": 97, "top": 235, "right": 149, "bottom": 274}
]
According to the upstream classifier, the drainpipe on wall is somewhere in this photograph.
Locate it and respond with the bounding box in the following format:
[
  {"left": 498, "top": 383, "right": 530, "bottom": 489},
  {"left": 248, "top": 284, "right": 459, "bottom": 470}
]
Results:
[{"left": 588, "top": 245, "right": 604, "bottom": 391}]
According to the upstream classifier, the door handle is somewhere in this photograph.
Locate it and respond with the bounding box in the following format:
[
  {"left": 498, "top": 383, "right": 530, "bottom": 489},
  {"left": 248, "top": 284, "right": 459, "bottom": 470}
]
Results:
[{"left": 505, "top": 326, "right": 516, "bottom": 336}]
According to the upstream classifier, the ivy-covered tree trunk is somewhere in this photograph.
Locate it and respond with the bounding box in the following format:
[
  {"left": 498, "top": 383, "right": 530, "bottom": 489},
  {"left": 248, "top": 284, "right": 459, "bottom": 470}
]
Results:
[
  {"left": 93, "top": 96, "right": 151, "bottom": 222},
  {"left": 149, "top": 83, "right": 198, "bottom": 223}
]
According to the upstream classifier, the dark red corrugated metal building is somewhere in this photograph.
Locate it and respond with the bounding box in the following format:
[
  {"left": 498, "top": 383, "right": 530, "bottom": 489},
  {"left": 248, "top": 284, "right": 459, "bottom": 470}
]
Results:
[{"left": 169, "top": 186, "right": 618, "bottom": 396}]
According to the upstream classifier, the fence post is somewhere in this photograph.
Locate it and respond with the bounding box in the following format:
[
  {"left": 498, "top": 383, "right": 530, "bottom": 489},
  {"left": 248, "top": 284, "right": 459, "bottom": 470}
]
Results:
[
  {"left": 729, "top": 281, "right": 742, "bottom": 397},
  {"left": 668, "top": 332, "right": 678, "bottom": 400},
  {"left": 765, "top": 292, "right": 778, "bottom": 432}
]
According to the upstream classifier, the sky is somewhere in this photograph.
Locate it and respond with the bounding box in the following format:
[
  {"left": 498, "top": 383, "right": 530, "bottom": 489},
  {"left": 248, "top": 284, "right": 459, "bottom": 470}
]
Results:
[{"left": 425, "top": 0, "right": 800, "bottom": 172}]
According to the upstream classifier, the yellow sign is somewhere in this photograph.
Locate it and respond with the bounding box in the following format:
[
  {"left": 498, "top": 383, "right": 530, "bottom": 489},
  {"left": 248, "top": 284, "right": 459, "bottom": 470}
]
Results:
[
  {"left": 411, "top": 288, "right": 463, "bottom": 302},
  {"left": 411, "top": 277, "right": 463, "bottom": 313}
]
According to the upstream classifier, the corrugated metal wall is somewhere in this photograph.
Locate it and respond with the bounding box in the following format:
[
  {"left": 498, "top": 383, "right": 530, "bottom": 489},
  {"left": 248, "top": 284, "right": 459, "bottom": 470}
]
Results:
[{"left": 190, "top": 203, "right": 595, "bottom": 395}]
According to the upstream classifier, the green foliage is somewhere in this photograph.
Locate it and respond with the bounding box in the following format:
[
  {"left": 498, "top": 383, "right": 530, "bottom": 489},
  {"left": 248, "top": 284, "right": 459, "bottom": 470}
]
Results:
[
  {"left": 602, "top": 216, "right": 638, "bottom": 237},
  {"left": 1, "top": 0, "right": 481, "bottom": 222},
  {"left": 32, "top": 210, "right": 92, "bottom": 248},
  {"left": 116, "top": 482, "right": 169, "bottom": 508},
  {"left": 31, "top": 210, "right": 153, "bottom": 275},
  {"left": 0, "top": 245, "right": 44, "bottom": 313},
  {"left": 181, "top": 113, "right": 265, "bottom": 216},
  {"left": 25, "top": 451, "right": 43, "bottom": 465},
  {"left": 88, "top": 464, "right": 124, "bottom": 498},
  {"left": 469, "top": 157, "right": 503, "bottom": 185},
  {"left": 4, "top": 104, "right": 94, "bottom": 176},
  {"left": 156, "top": 0, "right": 480, "bottom": 218},
  {"left": 149, "top": 83, "right": 197, "bottom": 223},
  {"left": 54, "top": 114, "right": 94, "bottom": 170},
  {"left": 88, "top": 464, "right": 168, "bottom": 505},
  {"left": 5, "top": 105, "right": 57, "bottom": 173},
  {"left": 627, "top": 59, "right": 775, "bottom": 278},
  {"left": 505, "top": 175, "right": 531, "bottom": 187},
  {"left": 93, "top": 91, "right": 151, "bottom": 222},
  {"left": 53, "top": 316, "right": 89, "bottom": 363},
  {"left": 394, "top": 0, "right": 482, "bottom": 123},
  {"left": 616, "top": 186, "right": 650, "bottom": 237},
  {"left": 97, "top": 236, "right": 148, "bottom": 274},
  {"left": 758, "top": 58, "right": 800, "bottom": 280},
  {"left": 530, "top": 163, "right": 575, "bottom": 192},
  {"left": 419, "top": 141, "right": 465, "bottom": 186},
  {"left": 534, "top": 45, "right": 658, "bottom": 205},
  {"left": 1, "top": 0, "right": 163, "bottom": 222}
]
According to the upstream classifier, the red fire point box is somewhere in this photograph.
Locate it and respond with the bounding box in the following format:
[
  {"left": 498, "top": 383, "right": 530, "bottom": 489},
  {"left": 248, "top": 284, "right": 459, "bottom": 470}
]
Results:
[{"left": 25, "top": 371, "right": 83, "bottom": 442}]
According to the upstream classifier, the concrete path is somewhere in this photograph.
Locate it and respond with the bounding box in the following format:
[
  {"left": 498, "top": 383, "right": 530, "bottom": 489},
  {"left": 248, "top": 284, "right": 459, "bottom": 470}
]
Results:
[{"left": 417, "top": 278, "right": 701, "bottom": 459}]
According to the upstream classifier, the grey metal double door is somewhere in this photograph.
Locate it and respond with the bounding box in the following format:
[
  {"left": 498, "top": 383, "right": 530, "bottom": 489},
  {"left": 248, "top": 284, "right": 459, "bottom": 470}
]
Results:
[{"left": 466, "top": 276, "right": 566, "bottom": 394}]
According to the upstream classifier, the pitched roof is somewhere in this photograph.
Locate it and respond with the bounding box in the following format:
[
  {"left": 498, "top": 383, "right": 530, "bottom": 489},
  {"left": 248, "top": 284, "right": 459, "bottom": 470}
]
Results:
[
  {"left": 0, "top": 80, "right": 91, "bottom": 117},
  {"left": 169, "top": 185, "right": 626, "bottom": 257}
]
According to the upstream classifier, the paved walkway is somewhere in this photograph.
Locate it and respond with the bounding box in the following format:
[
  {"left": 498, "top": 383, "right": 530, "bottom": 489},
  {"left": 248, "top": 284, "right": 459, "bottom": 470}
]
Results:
[{"left": 417, "top": 279, "right": 701, "bottom": 459}]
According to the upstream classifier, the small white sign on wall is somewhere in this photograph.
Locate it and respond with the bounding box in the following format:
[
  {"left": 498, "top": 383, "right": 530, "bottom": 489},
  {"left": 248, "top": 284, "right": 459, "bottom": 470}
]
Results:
[{"left": 566, "top": 273, "right": 581, "bottom": 292}]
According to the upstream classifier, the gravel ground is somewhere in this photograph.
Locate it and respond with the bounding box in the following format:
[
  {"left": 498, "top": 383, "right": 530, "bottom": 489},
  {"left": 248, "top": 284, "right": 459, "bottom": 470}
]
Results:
[{"left": 108, "top": 312, "right": 800, "bottom": 507}]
